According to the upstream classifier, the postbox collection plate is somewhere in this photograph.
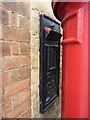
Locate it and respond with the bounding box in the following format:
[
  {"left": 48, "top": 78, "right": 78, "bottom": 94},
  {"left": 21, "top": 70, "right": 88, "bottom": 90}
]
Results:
[{"left": 39, "top": 14, "right": 61, "bottom": 113}]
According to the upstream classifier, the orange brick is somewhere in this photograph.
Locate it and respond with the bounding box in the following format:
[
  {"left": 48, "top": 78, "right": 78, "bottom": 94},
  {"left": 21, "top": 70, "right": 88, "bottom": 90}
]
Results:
[
  {"left": 0, "top": 26, "right": 2, "bottom": 40},
  {"left": 20, "top": 89, "right": 31, "bottom": 103},
  {"left": 3, "top": 78, "right": 30, "bottom": 99},
  {"left": 2, "top": 2, "right": 30, "bottom": 18},
  {"left": 12, "top": 94, "right": 19, "bottom": 108},
  {"left": 2, "top": 71, "right": 11, "bottom": 86},
  {"left": 19, "top": 2, "right": 30, "bottom": 18},
  {"left": 19, "top": 16, "right": 30, "bottom": 31},
  {"left": 20, "top": 56, "right": 30, "bottom": 67},
  {"left": 2, "top": 2, "right": 19, "bottom": 13},
  {"left": 1, "top": 70, "right": 19, "bottom": 86},
  {"left": 11, "top": 70, "right": 19, "bottom": 82},
  {"left": 9, "top": 12, "right": 18, "bottom": 27},
  {"left": 2, "top": 42, "right": 10, "bottom": 56},
  {"left": 11, "top": 42, "right": 19, "bottom": 55},
  {"left": 0, "top": 72, "right": 2, "bottom": 87},
  {"left": 19, "top": 67, "right": 30, "bottom": 80},
  {"left": 2, "top": 99, "right": 12, "bottom": 114},
  {"left": 2, "top": 26, "right": 30, "bottom": 42},
  {"left": 2, "top": 56, "right": 30, "bottom": 71},
  {"left": 20, "top": 43, "right": 30, "bottom": 55},
  {"left": 2, "top": 9, "right": 9, "bottom": 25},
  {"left": 0, "top": 1, "right": 2, "bottom": 6},
  {"left": 21, "top": 109, "right": 31, "bottom": 118},
  {"left": 0, "top": 87, "right": 2, "bottom": 101},
  {"left": 0, "top": 102, "right": 2, "bottom": 117},
  {"left": 0, "top": 57, "right": 2, "bottom": 71},
  {"left": 2, "top": 56, "right": 20, "bottom": 71},
  {"left": 2, "top": 26, "right": 18, "bottom": 41},
  {"left": 6, "top": 99, "right": 31, "bottom": 118},
  {"left": 0, "top": 42, "right": 2, "bottom": 56},
  {"left": 20, "top": 99, "right": 31, "bottom": 115},
  {"left": 0, "top": 8, "right": 2, "bottom": 25},
  {"left": 19, "top": 29, "right": 30, "bottom": 42},
  {"left": 0, "top": 8, "right": 9, "bottom": 25}
]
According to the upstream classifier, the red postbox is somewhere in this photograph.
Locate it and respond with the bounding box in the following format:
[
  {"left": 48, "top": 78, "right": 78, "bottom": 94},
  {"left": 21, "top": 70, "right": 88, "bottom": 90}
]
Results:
[{"left": 52, "top": 2, "right": 88, "bottom": 118}]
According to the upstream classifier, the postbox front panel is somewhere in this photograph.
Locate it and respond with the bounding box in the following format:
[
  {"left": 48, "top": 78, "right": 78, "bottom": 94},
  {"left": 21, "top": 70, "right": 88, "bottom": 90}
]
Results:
[
  {"left": 39, "top": 14, "right": 61, "bottom": 113},
  {"left": 63, "top": 15, "right": 77, "bottom": 39}
]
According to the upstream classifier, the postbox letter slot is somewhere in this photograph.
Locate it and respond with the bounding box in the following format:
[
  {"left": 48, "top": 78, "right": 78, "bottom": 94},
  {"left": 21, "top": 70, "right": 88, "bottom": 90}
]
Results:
[{"left": 44, "top": 27, "right": 62, "bottom": 40}]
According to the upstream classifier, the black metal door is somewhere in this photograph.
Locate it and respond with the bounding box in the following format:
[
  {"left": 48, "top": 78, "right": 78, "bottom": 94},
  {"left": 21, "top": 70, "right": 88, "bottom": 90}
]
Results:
[{"left": 39, "top": 14, "right": 62, "bottom": 113}]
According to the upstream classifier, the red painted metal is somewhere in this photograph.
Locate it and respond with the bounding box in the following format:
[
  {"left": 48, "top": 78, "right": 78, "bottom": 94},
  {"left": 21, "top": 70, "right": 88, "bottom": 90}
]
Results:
[{"left": 52, "top": 2, "right": 88, "bottom": 118}]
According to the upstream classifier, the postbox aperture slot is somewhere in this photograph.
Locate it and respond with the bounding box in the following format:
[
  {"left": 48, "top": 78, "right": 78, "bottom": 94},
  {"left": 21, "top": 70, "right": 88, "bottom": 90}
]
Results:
[{"left": 44, "top": 27, "right": 62, "bottom": 40}]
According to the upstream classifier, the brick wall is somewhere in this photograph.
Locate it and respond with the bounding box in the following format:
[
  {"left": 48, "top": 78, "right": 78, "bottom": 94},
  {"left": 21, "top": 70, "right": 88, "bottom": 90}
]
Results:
[
  {"left": 0, "top": 1, "right": 31, "bottom": 118},
  {"left": 0, "top": 0, "right": 62, "bottom": 118}
]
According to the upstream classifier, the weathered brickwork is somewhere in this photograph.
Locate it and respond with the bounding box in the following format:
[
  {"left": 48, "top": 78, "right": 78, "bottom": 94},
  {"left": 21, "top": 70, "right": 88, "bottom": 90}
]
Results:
[
  {"left": 0, "top": 0, "right": 62, "bottom": 118},
  {"left": 0, "top": 1, "right": 31, "bottom": 118},
  {"left": 30, "top": 0, "right": 62, "bottom": 118}
]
